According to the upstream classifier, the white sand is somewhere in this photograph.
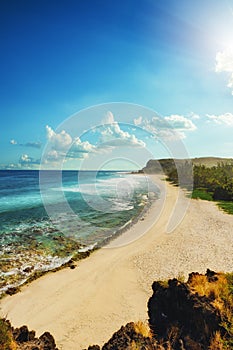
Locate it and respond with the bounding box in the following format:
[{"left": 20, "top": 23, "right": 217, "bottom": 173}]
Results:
[{"left": 1, "top": 176, "right": 233, "bottom": 350}]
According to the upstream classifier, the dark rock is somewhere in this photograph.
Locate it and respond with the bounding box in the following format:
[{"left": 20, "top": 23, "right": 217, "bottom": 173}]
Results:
[
  {"left": 39, "top": 332, "right": 57, "bottom": 350},
  {"left": 148, "top": 273, "right": 222, "bottom": 349},
  {"left": 4, "top": 320, "right": 59, "bottom": 350},
  {"left": 102, "top": 322, "right": 156, "bottom": 350},
  {"left": 206, "top": 268, "right": 218, "bottom": 282},
  {"left": 23, "top": 266, "right": 34, "bottom": 273},
  {"left": 13, "top": 325, "right": 35, "bottom": 342},
  {"left": 6, "top": 286, "right": 20, "bottom": 295},
  {"left": 79, "top": 250, "right": 91, "bottom": 259},
  {"left": 87, "top": 346, "right": 101, "bottom": 350}
]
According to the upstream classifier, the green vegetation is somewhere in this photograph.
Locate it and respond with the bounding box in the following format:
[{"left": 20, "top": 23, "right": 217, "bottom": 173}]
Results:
[
  {"left": 191, "top": 188, "right": 213, "bottom": 201},
  {"left": 217, "top": 201, "right": 233, "bottom": 215},
  {"left": 192, "top": 163, "right": 233, "bottom": 200},
  {"left": 141, "top": 158, "right": 233, "bottom": 214},
  {"left": 191, "top": 163, "right": 233, "bottom": 214},
  {"left": 165, "top": 162, "right": 233, "bottom": 215}
]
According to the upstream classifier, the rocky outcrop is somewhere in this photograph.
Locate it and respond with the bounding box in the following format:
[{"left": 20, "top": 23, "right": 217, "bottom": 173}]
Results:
[
  {"left": 0, "top": 321, "right": 58, "bottom": 350},
  {"left": 86, "top": 269, "right": 232, "bottom": 350},
  {"left": 148, "top": 270, "right": 225, "bottom": 349},
  {"left": 102, "top": 322, "right": 155, "bottom": 350},
  {"left": 87, "top": 322, "right": 162, "bottom": 350}
]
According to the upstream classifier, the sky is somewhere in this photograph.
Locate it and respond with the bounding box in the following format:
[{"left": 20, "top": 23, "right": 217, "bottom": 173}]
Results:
[{"left": 1, "top": 0, "right": 233, "bottom": 170}]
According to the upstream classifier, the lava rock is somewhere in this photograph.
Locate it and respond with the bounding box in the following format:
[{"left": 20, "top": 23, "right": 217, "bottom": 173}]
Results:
[
  {"left": 13, "top": 325, "right": 35, "bottom": 342},
  {"left": 39, "top": 332, "right": 58, "bottom": 350},
  {"left": 148, "top": 272, "right": 222, "bottom": 349},
  {"left": 102, "top": 322, "right": 155, "bottom": 350}
]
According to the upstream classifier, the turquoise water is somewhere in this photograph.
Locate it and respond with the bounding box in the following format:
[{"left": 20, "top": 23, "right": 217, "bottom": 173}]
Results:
[{"left": 0, "top": 170, "right": 158, "bottom": 294}]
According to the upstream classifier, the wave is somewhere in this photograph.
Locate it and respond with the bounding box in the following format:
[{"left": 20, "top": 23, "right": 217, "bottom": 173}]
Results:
[{"left": 78, "top": 242, "right": 97, "bottom": 253}]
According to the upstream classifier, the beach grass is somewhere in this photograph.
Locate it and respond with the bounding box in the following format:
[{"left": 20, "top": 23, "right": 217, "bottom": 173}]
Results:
[
  {"left": 217, "top": 201, "right": 233, "bottom": 215},
  {"left": 0, "top": 318, "right": 17, "bottom": 350},
  {"left": 192, "top": 188, "right": 213, "bottom": 201},
  {"left": 192, "top": 189, "right": 233, "bottom": 215}
]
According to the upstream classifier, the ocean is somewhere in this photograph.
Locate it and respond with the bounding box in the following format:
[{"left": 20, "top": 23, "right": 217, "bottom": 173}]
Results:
[{"left": 0, "top": 170, "right": 159, "bottom": 295}]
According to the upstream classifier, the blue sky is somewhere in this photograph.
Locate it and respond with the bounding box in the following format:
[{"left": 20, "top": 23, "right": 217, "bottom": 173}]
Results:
[{"left": 1, "top": 0, "right": 233, "bottom": 170}]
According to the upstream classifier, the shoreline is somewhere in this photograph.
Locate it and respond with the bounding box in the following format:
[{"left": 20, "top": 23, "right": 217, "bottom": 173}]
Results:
[
  {"left": 0, "top": 173, "right": 159, "bottom": 297},
  {"left": 1, "top": 175, "right": 233, "bottom": 349}
]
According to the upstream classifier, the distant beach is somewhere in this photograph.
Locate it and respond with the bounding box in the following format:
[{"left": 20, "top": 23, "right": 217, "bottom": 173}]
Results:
[{"left": 1, "top": 175, "right": 233, "bottom": 350}]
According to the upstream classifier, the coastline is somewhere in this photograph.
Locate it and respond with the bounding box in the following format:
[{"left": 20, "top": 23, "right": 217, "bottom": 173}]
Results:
[
  {"left": 1, "top": 175, "right": 233, "bottom": 349},
  {"left": 0, "top": 171, "right": 157, "bottom": 297}
]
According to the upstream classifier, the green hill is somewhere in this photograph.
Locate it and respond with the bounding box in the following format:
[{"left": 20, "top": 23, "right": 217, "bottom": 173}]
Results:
[{"left": 140, "top": 157, "right": 233, "bottom": 174}]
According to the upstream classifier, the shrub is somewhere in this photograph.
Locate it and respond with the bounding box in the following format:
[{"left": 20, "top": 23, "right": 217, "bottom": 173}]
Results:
[{"left": 0, "top": 318, "right": 16, "bottom": 350}]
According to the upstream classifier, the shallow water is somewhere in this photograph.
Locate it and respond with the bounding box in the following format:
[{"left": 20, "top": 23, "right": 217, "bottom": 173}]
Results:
[{"left": 0, "top": 170, "right": 159, "bottom": 294}]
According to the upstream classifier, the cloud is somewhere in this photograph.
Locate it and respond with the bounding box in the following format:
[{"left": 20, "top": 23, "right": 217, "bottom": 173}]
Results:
[
  {"left": 20, "top": 142, "right": 42, "bottom": 149},
  {"left": 134, "top": 116, "right": 143, "bottom": 126},
  {"left": 164, "top": 115, "right": 197, "bottom": 131},
  {"left": 134, "top": 114, "right": 197, "bottom": 140},
  {"left": 102, "top": 111, "right": 115, "bottom": 124},
  {"left": 19, "top": 154, "right": 40, "bottom": 166},
  {"left": 46, "top": 125, "right": 72, "bottom": 151},
  {"left": 10, "top": 139, "right": 42, "bottom": 148},
  {"left": 72, "top": 137, "right": 96, "bottom": 154},
  {"left": 45, "top": 126, "right": 96, "bottom": 161},
  {"left": 215, "top": 49, "right": 233, "bottom": 94},
  {"left": 206, "top": 113, "right": 233, "bottom": 126},
  {"left": 46, "top": 150, "right": 60, "bottom": 162},
  {"left": 10, "top": 139, "right": 17, "bottom": 145},
  {"left": 188, "top": 112, "right": 200, "bottom": 120},
  {"left": 100, "top": 112, "right": 145, "bottom": 148}
]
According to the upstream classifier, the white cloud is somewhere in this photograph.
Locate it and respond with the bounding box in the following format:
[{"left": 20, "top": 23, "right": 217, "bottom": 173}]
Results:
[
  {"left": 20, "top": 154, "right": 30, "bottom": 162},
  {"left": 46, "top": 150, "right": 60, "bottom": 161},
  {"left": 100, "top": 112, "right": 145, "bottom": 148},
  {"left": 164, "top": 115, "right": 197, "bottom": 132},
  {"left": 215, "top": 49, "right": 233, "bottom": 94},
  {"left": 73, "top": 137, "right": 96, "bottom": 153},
  {"left": 10, "top": 139, "right": 17, "bottom": 145},
  {"left": 134, "top": 116, "right": 143, "bottom": 126},
  {"left": 10, "top": 139, "right": 42, "bottom": 148},
  {"left": 134, "top": 114, "right": 197, "bottom": 140},
  {"left": 19, "top": 154, "right": 40, "bottom": 166},
  {"left": 46, "top": 125, "right": 72, "bottom": 151},
  {"left": 67, "top": 137, "right": 96, "bottom": 159},
  {"left": 45, "top": 126, "right": 96, "bottom": 162},
  {"left": 102, "top": 111, "right": 115, "bottom": 124},
  {"left": 188, "top": 112, "right": 200, "bottom": 120},
  {"left": 206, "top": 113, "right": 233, "bottom": 126}
]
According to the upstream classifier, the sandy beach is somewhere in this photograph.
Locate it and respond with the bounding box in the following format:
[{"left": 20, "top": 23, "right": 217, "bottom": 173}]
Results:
[{"left": 1, "top": 175, "right": 233, "bottom": 350}]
